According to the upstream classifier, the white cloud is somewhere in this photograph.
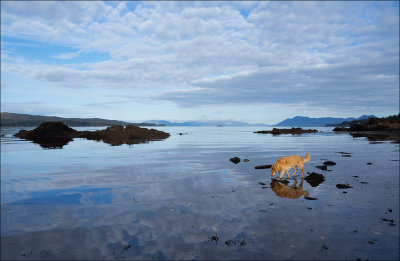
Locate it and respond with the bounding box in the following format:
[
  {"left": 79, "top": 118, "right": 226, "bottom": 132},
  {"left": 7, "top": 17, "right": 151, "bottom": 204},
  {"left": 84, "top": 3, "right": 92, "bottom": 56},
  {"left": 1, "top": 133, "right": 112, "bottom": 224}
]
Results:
[{"left": 1, "top": 1, "right": 398, "bottom": 119}]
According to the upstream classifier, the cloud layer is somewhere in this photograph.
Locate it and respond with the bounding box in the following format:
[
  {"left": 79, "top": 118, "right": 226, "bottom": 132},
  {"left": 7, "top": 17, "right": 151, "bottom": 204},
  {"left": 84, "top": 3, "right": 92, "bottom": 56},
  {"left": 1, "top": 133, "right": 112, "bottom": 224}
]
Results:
[{"left": 1, "top": 1, "right": 399, "bottom": 121}]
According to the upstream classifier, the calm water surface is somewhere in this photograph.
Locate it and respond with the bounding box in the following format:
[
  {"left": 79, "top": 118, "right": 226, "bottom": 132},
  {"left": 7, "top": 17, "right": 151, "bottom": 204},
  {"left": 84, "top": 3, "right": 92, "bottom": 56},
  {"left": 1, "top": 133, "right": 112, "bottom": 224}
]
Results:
[{"left": 1, "top": 126, "right": 399, "bottom": 260}]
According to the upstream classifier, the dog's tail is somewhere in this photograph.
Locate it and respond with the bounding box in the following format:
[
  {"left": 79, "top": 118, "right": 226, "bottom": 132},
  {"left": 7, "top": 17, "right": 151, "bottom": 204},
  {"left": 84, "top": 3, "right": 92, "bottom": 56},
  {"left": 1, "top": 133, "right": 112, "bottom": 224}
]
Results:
[{"left": 304, "top": 153, "right": 310, "bottom": 163}]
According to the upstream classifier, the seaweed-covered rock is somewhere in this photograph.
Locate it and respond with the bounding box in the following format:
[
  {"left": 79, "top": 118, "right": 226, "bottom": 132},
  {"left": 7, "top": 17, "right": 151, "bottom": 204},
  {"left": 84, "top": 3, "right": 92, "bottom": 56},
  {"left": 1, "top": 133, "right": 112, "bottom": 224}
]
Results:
[
  {"left": 78, "top": 125, "right": 170, "bottom": 146},
  {"left": 230, "top": 157, "right": 240, "bottom": 164},
  {"left": 304, "top": 172, "right": 325, "bottom": 187},
  {"left": 254, "top": 128, "right": 318, "bottom": 135},
  {"left": 323, "top": 161, "right": 336, "bottom": 166},
  {"left": 14, "top": 121, "right": 77, "bottom": 149},
  {"left": 336, "top": 184, "right": 352, "bottom": 189},
  {"left": 14, "top": 122, "right": 170, "bottom": 148},
  {"left": 254, "top": 165, "right": 272, "bottom": 169}
]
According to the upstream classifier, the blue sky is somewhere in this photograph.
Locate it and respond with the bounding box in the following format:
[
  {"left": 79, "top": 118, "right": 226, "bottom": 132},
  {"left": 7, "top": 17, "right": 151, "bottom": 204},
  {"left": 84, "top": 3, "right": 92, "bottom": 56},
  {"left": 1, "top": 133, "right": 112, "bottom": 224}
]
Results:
[{"left": 1, "top": 1, "right": 399, "bottom": 124}]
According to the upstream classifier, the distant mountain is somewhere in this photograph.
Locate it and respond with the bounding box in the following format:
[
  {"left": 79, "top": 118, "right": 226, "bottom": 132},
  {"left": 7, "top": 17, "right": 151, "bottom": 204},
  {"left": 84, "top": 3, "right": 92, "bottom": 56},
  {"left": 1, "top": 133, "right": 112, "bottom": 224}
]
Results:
[
  {"left": 147, "top": 120, "right": 269, "bottom": 127},
  {"left": 274, "top": 115, "right": 376, "bottom": 127},
  {"left": 0, "top": 112, "right": 160, "bottom": 127}
]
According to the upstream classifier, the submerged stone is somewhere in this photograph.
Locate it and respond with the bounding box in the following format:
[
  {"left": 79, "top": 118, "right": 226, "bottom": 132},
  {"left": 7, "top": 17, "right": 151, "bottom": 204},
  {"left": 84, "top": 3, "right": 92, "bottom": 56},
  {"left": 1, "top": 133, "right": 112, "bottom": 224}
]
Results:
[
  {"left": 336, "top": 184, "right": 353, "bottom": 189},
  {"left": 230, "top": 157, "right": 240, "bottom": 164}
]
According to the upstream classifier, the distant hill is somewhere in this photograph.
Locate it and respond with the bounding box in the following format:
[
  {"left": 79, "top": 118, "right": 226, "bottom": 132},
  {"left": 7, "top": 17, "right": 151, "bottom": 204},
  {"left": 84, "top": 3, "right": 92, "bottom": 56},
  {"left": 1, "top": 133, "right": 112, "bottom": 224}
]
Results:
[
  {"left": 274, "top": 115, "right": 376, "bottom": 127},
  {"left": 0, "top": 112, "right": 161, "bottom": 127},
  {"left": 147, "top": 120, "right": 269, "bottom": 127},
  {"left": 331, "top": 114, "right": 397, "bottom": 127}
]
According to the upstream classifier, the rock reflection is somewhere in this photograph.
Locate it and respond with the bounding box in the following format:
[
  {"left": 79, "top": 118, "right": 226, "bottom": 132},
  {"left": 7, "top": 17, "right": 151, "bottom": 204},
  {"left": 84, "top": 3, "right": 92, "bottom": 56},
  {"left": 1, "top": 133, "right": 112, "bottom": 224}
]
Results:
[{"left": 270, "top": 178, "right": 310, "bottom": 199}]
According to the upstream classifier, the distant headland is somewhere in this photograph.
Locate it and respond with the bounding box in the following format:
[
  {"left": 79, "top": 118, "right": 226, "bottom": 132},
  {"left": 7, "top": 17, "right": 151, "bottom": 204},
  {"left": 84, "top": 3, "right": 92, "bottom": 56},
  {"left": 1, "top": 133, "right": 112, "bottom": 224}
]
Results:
[{"left": 0, "top": 112, "right": 164, "bottom": 127}]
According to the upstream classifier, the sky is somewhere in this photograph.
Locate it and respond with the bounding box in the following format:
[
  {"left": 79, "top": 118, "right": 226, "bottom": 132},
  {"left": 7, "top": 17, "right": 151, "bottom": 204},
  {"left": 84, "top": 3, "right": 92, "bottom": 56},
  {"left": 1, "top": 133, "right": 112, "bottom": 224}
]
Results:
[{"left": 1, "top": 1, "right": 399, "bottom": 125}]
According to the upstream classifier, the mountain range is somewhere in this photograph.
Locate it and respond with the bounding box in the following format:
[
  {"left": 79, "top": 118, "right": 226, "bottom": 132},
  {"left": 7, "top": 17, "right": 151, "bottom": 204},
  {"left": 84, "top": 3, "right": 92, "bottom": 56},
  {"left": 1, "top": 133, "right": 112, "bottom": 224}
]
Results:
[
  {"left": 146, "top": 120, "right": 268, "bottom": 127},
  {"left": 274, "top": 115, "right": 376, "bottom": 127},
  {"left": 1, "top": 112, "right": 377, "bottom": 127},
  {"left": 0, "top": 112, "right": 159, "bottom": 127}
]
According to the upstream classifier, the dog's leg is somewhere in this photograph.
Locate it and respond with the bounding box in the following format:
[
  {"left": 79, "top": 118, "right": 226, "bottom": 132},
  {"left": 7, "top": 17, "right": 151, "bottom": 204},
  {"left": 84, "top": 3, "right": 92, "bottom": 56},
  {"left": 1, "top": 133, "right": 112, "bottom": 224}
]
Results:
[
  {"left": 292, "top": 166, "right": 298, "bottom": 177},
  {"left": 300, "top": 166, "right": 304, "bottom": 178},
  {"left": 279, "top": 170, "right": 285, "bottom": 179}
]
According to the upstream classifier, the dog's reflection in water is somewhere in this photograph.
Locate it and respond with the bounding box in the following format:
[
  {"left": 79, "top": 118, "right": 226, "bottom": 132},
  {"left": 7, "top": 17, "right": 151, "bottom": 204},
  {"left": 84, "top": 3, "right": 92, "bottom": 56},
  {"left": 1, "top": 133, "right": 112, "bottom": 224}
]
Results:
[{"left": 270, "top": 178, "right": 310, "bottom": 199}]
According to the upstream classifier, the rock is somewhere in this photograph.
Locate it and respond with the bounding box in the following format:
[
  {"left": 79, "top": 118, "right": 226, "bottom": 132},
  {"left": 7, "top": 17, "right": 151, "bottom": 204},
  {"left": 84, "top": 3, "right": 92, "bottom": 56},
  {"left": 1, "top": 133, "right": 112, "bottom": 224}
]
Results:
[
  {"left": 258, "top": 182, "right": 266, "bottom": 186},
  {"left": 323, "top": 161, "right": 336, "bottom": 166},
  {"left": 254, "top": 127, "right": 318, "bottom": 135},
  {"left": 254, "top": 165, "right": 272, "bottom": 169},
  {"left": 243, "top": 159, "right": 249, "bottom": 162},
  {"left": 367, "top": 162, "right": 373, "bottom": 165},
  {"left": 333, "top": 127, "right": 349, "bottom": 131},
  {"left": 304, "top": 172, "right": 325, "bottom": 187},
  {"left": 316, "top": 165, "right": 328, "bottom": 170},
  {"left": 230, "top": 157, "right": 240, "bottom": 164},
  {"left": 304, "top": 196, "right": 317, "bottom": 200},
  {"left": 336, "top": 184, "right": 352, "bottom": 189},
  {"left": 14, "top": 121, "right": 77, "bottom": 149},
  {"left": 78, "top": 125, "right": 170, "bottom": 146},
  {"left": 14, "top": 122, "right": 170, "bottom": 148}
]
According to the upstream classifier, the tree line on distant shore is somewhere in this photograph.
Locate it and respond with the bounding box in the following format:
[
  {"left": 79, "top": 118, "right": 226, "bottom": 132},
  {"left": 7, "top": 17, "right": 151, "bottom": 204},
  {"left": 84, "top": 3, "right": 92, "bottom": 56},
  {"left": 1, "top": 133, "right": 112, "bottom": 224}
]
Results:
[
  {"left": 0, "top": 112, "right": 162, "bottom": 127},
  {"left": 329, "top": 114, "right": 399, "bottom": 127}
]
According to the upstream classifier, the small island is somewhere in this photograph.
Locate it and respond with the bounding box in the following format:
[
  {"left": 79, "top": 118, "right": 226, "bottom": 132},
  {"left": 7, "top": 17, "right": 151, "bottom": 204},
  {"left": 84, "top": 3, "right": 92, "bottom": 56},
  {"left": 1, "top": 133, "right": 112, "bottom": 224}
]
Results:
[
  {"left": 333, "top": 114, "right": 399, "bottom": 142},
  {"left": 254, "top": 127, "right": 318, "bottom": 135},
  {"left": 14, "top": 121, "right": 170, "bottom": 148}
]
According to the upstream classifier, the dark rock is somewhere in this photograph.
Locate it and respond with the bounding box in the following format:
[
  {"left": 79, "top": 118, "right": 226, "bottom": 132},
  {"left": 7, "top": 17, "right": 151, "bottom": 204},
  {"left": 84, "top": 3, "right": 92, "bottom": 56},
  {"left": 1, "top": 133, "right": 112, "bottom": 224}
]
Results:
[
  {"left": 209, "top": 235, "right": 218, "bottom": 242},
  {"left": 316, "top": 165, "right": 327, "bottom": 170},
  {"left": 333, "top": 127, "right": 349, "bottom": 131},
  {"left": 254, "top": 165, "right": 272, "bottom": 169},
  {"left": 225, "top": 240, "right": 235, "bottom": 246},
  {"left": 304, "top": 196, "right": 317, "bottom": 200},
  {"left": 336, "top": 184, "right": 353, "bottom": 189},
  {"left": 77, "top": 125, "right": 170, "bottom": 146},
  {"left": 380, "top": 218, "right": 395, "bottom": 225},
  {"left": 14, "top": 122, "right": 170, "bottom": 148},
  {"left": 258, "top": 182, "right": 266, "bottom": 186},
  {"left": 14, "top": 121, "right": 77, "bottom": 149},
  {"left": 230, "top": 157, "right": 240, "bottom": 164},
  {"left": 254, "top": 127, "right": 318, "bottom": 135},
  {"left": 304, "top": 172, "right": 325, "bottom": 187},
  {"left": 367, "top": 162, "right": 373, "bottom": 165},
  {"left": 323, "top": 161, "right": 336, "bottom": 166},
  {"left": 336, "top": 151, "right": 352, "bottom": 155}
]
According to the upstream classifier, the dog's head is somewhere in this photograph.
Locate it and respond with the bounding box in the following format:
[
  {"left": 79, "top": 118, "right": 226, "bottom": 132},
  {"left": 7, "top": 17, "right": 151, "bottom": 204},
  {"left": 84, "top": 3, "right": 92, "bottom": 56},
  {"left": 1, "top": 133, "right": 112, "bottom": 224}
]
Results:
[{"left": 271, "top": 164, "right": 278, "bottom": 177}]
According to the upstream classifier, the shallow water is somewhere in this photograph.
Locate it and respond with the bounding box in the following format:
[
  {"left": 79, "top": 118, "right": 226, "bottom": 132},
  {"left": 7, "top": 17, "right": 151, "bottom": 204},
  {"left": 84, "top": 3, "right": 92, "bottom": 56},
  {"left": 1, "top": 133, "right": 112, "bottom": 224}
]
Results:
[{"left": 1, "top": 126, "right": 399, "bottom": 260}]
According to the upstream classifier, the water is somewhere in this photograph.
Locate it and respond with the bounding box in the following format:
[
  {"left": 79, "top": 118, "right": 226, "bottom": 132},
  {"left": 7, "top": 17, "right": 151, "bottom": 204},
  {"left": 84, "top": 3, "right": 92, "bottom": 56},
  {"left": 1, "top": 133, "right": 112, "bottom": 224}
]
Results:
[{"left": 1, "top": 126, "right": 399, "bottom": 260}]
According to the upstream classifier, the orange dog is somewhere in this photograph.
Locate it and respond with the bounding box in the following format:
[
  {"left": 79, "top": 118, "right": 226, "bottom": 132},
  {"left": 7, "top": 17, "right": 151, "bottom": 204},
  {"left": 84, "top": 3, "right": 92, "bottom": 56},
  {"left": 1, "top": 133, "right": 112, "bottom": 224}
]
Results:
[{"left": 271, "top": 153, "right": 310, "bottom": 179}]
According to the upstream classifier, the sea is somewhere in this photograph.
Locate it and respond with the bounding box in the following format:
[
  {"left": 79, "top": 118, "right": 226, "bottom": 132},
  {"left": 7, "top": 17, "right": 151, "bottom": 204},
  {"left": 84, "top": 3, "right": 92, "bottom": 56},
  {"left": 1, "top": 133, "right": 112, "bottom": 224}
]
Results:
[{"left": 1, "top": 126, "right": 399, "bottom": 260}]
